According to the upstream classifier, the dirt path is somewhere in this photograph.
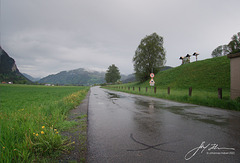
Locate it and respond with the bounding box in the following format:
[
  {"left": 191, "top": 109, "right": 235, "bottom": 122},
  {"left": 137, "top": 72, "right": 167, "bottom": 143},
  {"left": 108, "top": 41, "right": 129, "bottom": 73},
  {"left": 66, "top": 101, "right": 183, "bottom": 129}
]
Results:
[{"left": 59, "top": 90, "right": 90, "bottom": 163}]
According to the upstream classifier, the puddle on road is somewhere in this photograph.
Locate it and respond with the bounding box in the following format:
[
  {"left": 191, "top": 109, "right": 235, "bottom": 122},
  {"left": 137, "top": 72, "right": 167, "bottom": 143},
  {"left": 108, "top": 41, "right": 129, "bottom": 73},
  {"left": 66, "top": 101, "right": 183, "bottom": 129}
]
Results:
[
  {"left": 133, "top": 97, "right": 229, "bottom": 126},
  {"left": 105, "top": 92, "right": 123, "bottom": 105},
  {"left": 108, "top": 92, "right": 120, "bottom": 98},
  {"left": 103, "top": 91, "right": 230, "bottom": 127},
  {"left": 106, "top": 92, "right": 123, "bottom": 100},
  {"left": 165, "top": 106, "right": 228, "bottom": 126}
]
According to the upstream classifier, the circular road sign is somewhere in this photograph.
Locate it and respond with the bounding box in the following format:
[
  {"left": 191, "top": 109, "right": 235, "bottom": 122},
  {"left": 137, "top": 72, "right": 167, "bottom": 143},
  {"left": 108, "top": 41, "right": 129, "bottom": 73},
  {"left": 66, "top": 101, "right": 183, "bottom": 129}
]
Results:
[{"left": 150, "top": 73, "right": 155, "bottom": 78}]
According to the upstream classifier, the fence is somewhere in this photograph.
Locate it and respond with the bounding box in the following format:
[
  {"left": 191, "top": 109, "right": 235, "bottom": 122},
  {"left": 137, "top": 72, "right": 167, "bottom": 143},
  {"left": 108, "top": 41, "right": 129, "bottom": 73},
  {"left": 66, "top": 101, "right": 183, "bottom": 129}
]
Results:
[{"left": 111, "top": 86, "right": 224, "bottom": 100}]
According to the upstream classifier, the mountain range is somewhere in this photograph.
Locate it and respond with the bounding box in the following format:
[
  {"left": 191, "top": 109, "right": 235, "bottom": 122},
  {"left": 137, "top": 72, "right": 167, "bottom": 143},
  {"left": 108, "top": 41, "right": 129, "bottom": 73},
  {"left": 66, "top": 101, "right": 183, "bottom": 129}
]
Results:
[
  {"left": 38, "top": 68, "right": 106, "bottom": 86},
  {"left": 0, "top": 46, "right": 171, "bottom": 86},
  {"left": 36, "top": 69, "right": 137, "bottom": 85},
  {"left": 0, "top": 47, "right": 136, "bottom": 86}
]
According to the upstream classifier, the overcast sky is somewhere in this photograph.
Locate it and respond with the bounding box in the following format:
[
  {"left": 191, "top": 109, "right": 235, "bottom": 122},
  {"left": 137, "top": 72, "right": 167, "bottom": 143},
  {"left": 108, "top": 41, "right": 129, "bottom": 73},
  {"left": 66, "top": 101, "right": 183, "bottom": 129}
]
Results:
[{"left": 1, "top": 0, "right": 240, "bottom": 77}]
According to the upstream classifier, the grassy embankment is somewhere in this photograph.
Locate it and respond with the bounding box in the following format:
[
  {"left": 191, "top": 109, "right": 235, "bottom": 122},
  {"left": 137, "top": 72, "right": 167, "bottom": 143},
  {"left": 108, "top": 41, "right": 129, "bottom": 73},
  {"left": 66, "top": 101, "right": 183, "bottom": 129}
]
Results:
[
  {"left": 105, "top": 56, "right": 240, "bottom": 110},
  {"left": 0, "top": 84, "right": 89, "bottom": 162}
]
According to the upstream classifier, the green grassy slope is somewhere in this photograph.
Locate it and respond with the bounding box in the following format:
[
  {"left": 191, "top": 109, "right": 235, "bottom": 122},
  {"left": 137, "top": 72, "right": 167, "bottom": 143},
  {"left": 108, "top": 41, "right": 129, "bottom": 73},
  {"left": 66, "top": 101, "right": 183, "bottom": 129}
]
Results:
[
  {"left": 141, "top": 56, "right": 230, "bottom": 90},
  {"left": 105, "top": 56, "right": 240, "bottom": 110}
]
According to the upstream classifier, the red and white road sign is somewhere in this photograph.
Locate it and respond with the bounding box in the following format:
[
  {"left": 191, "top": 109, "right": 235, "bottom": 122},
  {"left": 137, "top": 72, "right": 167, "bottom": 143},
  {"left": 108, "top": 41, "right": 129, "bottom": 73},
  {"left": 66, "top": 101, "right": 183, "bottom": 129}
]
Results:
[
  {"left": 149, "top": 79, "right": 155, "bottom": 83},
  {"left": 150, "top": 73, "right": 155, "bottom": 78},
  {"left": 149, "top": 79, "right": 155, "bottom": 86}
]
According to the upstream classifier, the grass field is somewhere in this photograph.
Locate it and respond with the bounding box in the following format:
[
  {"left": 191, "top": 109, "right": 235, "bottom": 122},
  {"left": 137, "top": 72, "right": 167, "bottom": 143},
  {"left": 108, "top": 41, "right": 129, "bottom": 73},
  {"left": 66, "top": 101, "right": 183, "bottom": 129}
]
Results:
[
  {"left": 0, "top": 84, "right": 89, "bottom": 162},
  {"left": 104, "top": 56, "right": 240, "bottom": 111}
]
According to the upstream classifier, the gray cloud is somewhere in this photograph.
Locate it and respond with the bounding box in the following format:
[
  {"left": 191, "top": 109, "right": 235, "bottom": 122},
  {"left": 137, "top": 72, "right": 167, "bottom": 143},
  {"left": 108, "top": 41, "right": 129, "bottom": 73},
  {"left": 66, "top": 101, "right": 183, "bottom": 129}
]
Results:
[{"left": 1, "top": 0, "right": 240, "bottom": 77}]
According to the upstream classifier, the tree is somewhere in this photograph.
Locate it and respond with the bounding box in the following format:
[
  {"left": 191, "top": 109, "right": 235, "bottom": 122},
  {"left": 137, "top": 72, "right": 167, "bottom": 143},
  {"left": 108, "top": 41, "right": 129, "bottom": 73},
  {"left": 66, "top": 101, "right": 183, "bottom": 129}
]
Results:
[
  {"left": 211, "top": 45, "right": 230, "bottom": 57},
  {"left": 105, "top": 64, "right": 121, "bottom": 83},
  {"left": 228, "top": 32, "right": 240, "bottom": 54},
  {"left": 133, "top": 33, "right": 166, "bottom": 82},
  {"left": 211, "top": 32, "right": 240, "bottom": 57}
]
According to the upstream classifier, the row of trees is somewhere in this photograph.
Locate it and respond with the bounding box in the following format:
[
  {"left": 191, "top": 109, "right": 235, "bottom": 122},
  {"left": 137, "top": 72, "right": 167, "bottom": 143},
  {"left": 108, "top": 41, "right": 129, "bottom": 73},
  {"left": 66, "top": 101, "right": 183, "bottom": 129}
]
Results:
[
  {"left": 212, "top": 32, "right": 240, "bottom": 57},
  {"left": 105, "top": 33, "right": 166, "bottom": 83}
]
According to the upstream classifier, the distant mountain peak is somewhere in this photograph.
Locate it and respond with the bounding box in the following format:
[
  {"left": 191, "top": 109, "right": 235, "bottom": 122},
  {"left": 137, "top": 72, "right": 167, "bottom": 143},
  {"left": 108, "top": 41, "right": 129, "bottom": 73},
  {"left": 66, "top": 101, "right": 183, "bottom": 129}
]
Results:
[
  {"left": 0, "top": 47, "right": 20, "bottom": 74},
  {"left": 22, "top": 73, "right": 41, "bottom": 82},
  {"left": 84, "top": 67, "right": 106, "bottom": 73},
  {"left": 0, "top": 47, "right": 31, "bottom": 84}
]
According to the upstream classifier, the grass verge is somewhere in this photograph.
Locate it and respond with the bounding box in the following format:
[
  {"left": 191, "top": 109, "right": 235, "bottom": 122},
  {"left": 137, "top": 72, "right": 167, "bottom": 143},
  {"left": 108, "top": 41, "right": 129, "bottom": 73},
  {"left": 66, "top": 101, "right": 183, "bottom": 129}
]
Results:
[
  {"left": 58, "top": 91, "right": 89, "bottom": 163},
  {"left": 103, "top": 85, "right": 240, "bottom": 111},
  {"left": 0, "top": 84, "right": 89, "bottom": 162}
]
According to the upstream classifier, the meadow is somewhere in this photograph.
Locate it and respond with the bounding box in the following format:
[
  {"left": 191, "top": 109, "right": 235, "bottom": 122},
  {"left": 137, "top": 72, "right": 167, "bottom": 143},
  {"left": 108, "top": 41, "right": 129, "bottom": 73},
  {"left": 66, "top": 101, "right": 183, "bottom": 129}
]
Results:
[{"left": 0, "top": 84, "right": 89, "bottom": 162}]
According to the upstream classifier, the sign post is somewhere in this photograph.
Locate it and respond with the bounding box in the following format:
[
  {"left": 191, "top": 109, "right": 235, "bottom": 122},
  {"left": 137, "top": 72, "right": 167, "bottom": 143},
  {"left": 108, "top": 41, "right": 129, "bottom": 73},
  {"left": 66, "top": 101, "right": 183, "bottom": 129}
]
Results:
[{"left": 149, "top": 73, "right": 155, "bottom": 89}]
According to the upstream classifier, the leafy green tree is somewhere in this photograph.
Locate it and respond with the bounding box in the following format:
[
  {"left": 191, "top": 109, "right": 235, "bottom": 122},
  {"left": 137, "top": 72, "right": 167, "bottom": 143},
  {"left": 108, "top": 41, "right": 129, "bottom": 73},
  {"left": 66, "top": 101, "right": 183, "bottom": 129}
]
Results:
[
  {"left": 105, "top": 64, "right": 121, "bottom": 83},
  {"left": 211, "top": 32, "right": 240, "bottom": 57},
  {"left": 211, "top": 45, "right": 230, "bottom": 57},
  {"left": 133, "top": 33, "right": 166, "bottom": 82},
  {"left": 228, "top": 32, "right": 240, "bottom": 54}
]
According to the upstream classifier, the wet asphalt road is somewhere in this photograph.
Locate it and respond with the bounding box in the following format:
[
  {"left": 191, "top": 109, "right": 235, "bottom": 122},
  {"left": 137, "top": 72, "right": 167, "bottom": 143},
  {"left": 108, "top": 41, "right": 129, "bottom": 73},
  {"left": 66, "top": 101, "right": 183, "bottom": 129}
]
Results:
[{"left": 87, "top": 86, "right": 240, "bottom": 163}]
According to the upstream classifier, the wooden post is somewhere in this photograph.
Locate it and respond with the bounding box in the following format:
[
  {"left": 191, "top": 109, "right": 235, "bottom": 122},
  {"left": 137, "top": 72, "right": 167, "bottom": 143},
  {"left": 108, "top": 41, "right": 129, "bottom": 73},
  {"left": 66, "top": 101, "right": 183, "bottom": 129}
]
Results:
[
  {"left": 168, "top": 87, "right": 170, "bottom": 95},
  {"left": 189, "top": 87, "right": 192, "bottom": 96},
  {"left": 154, "top": 87, "right": 156, "bottom": 94},
  {"left": 128, "top": 87, "right": 130, "bottom": 90},
  {"left": 139, "top": 87, "right": 141, "bottom": 92},
  {"left": 146, "top": 87, "right": 148, "bottom": 93},
  {"left": 218, "top": 88, "right": 222, "bottom": 99},
  {"left": 133, "top": 87, "right": 135, "bottom": 91}
]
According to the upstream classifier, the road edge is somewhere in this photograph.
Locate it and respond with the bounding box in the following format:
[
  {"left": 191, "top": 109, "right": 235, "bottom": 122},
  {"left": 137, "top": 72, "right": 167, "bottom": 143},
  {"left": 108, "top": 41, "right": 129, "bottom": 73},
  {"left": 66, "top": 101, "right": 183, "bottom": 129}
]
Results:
[{"left": 58, "top": 89, "right": 91, "bottom": 163}]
